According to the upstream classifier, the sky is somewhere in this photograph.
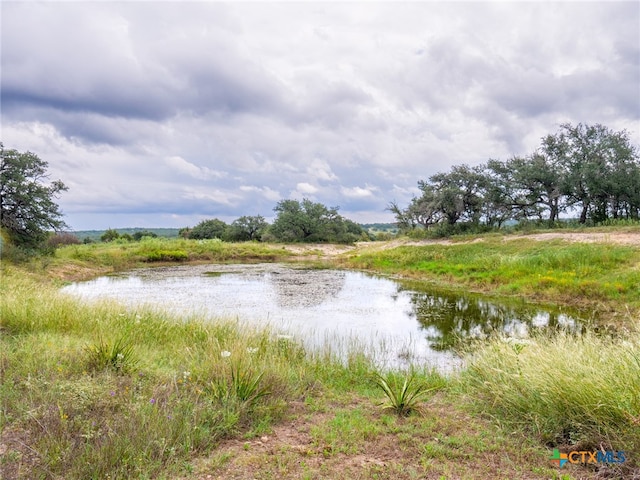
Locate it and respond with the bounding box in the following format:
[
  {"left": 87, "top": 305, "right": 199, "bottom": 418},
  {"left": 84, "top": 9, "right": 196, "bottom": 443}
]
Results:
[{"left": 2, "top": 1, "right": 639, "bottom": 231}]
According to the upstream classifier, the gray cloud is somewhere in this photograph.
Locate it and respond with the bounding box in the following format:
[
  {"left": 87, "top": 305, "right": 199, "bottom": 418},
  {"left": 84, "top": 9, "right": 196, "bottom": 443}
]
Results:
[{"left": 1, "top": 1, "right": 638, "bottom": 230}]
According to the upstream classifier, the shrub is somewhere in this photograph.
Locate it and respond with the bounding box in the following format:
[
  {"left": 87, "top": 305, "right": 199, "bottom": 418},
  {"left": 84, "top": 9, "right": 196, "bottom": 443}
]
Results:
[{"left": 47, "top": 231, "right": 81, "bottom": 248}]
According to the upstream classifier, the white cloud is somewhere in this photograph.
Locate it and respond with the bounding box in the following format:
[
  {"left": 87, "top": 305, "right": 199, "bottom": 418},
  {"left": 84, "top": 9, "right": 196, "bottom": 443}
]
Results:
[
  {"left": 239, "top": 185, "right": 281, "bottom": 202},
  {"left": 341, "top": 185, "right": 378, "bottom": 199},
  {"left": 1, "top": 1, "right": 638, "bottom": 229},
  {"left": 295, "top": 182, "right": 319, "bottom": 195},
  {"left": 306, "top": 158, "right": 338, "bottom": 182},
  {"left": 165, "top": 156, "right": 225, "bottom": 180}
]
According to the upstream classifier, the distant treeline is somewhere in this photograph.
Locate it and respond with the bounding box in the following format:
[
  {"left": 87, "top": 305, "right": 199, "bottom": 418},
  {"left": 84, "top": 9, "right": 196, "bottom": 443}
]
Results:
[
  {"left": 66, "top": 200, "right": 394, "bottom": 245},
  {"left": 74, "top": 228, "right": 181, "bottom": 242},
  {"left": 390, "top": 123, "right": 640, "bottom": 235}
]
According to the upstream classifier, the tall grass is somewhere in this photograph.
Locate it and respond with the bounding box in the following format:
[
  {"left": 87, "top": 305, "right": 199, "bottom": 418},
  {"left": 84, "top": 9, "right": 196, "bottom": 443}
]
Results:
[
  {"left": 458, "top": 332, "right": 640, "bottom": 457},
  {"left": 54, "top": 237, "right": 289, "bottom": 269},
  {"left": 0, "top": 266, "right": 374, "bottom": 479}
]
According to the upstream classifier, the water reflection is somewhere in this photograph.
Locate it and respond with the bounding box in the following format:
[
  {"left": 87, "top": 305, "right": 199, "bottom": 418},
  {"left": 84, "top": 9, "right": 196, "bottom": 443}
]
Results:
[{"left": 406, "top": 289, "right": 583, "bottom": 351}]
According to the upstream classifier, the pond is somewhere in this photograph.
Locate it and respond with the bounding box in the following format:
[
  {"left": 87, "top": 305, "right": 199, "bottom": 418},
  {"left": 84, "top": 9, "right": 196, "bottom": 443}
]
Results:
[{"left": 61, "top": 263, "right": 591, "bottom": 371}]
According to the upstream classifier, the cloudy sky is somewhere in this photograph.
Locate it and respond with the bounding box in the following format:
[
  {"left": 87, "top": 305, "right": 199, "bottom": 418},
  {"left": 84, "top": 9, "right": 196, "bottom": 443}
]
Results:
[{"left": 2, "top": 1, "right": 639, "bottom": 230}]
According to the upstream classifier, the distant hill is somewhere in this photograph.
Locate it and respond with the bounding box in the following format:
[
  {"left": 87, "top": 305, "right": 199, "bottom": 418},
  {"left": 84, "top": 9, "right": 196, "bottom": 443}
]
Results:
[{"left": 73, "top": 228, "right": 181, "bottom": 242}]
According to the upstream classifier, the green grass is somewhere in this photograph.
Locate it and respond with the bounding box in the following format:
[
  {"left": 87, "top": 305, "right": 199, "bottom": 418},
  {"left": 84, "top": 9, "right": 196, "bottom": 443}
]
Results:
[
  {"left": 342, "top": 238, "right": 640, "bottom": 309},
  {"left": 0, "top": 268, "right": 316, "bottom": 478},
  {"left": 457, "top": 332, "right": 640, "bottom": 455},
  {"left": 51, "top": 236, "right": 291, "bottom": 273}
]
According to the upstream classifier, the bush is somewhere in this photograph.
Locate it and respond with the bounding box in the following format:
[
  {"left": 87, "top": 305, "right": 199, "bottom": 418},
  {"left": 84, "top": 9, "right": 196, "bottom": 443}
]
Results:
[{"left": 47, "top": 232, "right": 81, "bottom": 248}]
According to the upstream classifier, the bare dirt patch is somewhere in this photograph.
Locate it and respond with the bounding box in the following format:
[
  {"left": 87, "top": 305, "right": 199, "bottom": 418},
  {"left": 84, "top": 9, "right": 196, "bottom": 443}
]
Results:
[
  {"left": 507, "top": 231, "right": 640, "bottom": 245},
  {"left": 330, "top": 230, "right": 640, "bottom": 257},
  {"left": 181, "top": 394, "right": 599, "bottom": 480}
]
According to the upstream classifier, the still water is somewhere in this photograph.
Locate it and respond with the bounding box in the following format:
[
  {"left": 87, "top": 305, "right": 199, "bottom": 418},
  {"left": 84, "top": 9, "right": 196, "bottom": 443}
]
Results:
[{"left": 61, "top": 263, "right": 588, "bottom": 371}]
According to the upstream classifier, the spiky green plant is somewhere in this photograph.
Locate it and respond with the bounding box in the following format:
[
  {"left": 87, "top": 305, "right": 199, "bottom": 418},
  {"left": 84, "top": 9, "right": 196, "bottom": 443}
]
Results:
[
  {"left": 209, "top": 362, "right": 271, "bottom": 407},
  {"left": 84, "top": 336, "right": 138, "bottom": 373},
  {"left": 373, "top": 372, "right": 435, "bottom": 416}
]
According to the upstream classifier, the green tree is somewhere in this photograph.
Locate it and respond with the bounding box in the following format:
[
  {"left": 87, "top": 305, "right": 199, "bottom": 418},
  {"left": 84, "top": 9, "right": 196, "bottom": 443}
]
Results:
[
  {"left": 132, "top": 230, "right": 158, "bottom": 241},
  {"left": 100, "top": 228, "right": 121, "bottom": 242},
  {"left": 497, "top": 153, "right": 564, "bottom": 224},
  {"left": 0, "top": 144, "right": 68, "bottom": 248},
  {"left": 188, "top": 218, "right": 228, "bottom": 239},
  {"left": 227, "top": 215, "right": 268, "bottom": 241},
  {"left": 412, "top": 165, "right": 486, "bottom": 228},
  {"left": 270, "top": 199, "right": 364, "bottom": 243},
  {"left": 480, "top": 160, "right": 517, "bottom": 228},
  {"left": 542, "top": 123, "right": 639, "bottom": 223}
]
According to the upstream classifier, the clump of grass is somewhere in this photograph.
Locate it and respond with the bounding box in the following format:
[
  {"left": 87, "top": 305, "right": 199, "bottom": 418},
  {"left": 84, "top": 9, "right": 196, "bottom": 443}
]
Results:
[
  {"left": 458, "top": 332, "right": 640, "bottom": 456},
  {"left": 143, "top": 249, "right": 188, "bottom": 262},
  {"left": 373, "top": 371, "right": 438, "bottom": 416},
  {"left": 84, "top": 336, "right": 138, "bottom": 373},
  {"left": 207, "top": 361, "right": 271, "bottom": 406}
]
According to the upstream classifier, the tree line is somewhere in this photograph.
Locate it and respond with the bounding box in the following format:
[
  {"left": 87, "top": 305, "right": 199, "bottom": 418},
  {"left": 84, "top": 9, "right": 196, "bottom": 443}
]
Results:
[
  {"left": 178, "top": 199, "right": 369, "bottom": 243},
  {"left": 389, "top": 123, "right": 640, "bottom": 234},
  {"left": 0, "top": 142, "right": 370, "bottom": 252},
  {"left": 87, "top": 200, "right": 369, "bottom": 244}
]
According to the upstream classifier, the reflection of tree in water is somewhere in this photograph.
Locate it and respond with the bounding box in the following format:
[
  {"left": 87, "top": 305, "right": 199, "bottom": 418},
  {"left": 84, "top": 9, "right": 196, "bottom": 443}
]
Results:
[
  {"left": 407, "top": 289, "right": 584, "bottom": 351},
  {"left": 268, "top": 269, "right": 346, "bottom": 308}
]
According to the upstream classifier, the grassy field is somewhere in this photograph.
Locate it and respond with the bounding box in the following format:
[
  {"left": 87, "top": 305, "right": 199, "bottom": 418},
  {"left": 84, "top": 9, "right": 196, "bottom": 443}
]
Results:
[
  {"left": 339, "top": 236, "right": 640, "bottom": 318},
  {"left": 2, "top": 231, "right": 639, "bottom": 479}
]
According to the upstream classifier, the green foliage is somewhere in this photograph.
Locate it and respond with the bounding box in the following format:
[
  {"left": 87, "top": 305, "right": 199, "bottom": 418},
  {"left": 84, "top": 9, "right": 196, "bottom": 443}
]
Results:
[
  {"left": 132, "top": 229, "right": 158, "bottom": 241},
  {"left": 458, "top": 333, "right": 640, "bottom": 452},
  {"left": 392, "top": 123, "right": 639, "bottom": 234},
  {"left": 84, "top": 336, "right": 139, "bottom": 373},
  {"left": 373, "top": 371, "right": 436, "bottom": 416},
  {"left": 188, "top": 218, "right": 228, "bottom": 240},
  {"left": 208, "top": 362, "right": 271, "bottom": 407},
  {"left": 0, "top": 144, "right": 68, "bottom": 250},
  {"left": 226, "top": 215, "right": 268, "bottom": 241},
  {"left": 270, "top": 198, "right": 366, "bottom": 243},
  {"left": 143, "top": 249, "right": 188, "bottom": 262},
  {"left": 100, "top": 228, "right": 121, "bottom": 242}
]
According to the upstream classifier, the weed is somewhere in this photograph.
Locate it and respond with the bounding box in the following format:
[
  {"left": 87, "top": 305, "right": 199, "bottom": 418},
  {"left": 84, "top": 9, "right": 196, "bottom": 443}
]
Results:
[
  {"left": 458, "top": 332, "right": 640, "bottom": 455},
  {"left": 84, "top": 336, "right": 138, "bottom": 373},
  {"left": 208, "top": 362, "right": 271, "bottom": 407},
  {"left": 373, "top": 371, "right": 436, "bottom": 416}
]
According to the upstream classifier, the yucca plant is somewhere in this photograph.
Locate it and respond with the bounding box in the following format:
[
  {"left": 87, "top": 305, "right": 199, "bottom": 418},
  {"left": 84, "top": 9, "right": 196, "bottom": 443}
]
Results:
[
  {"left": 84, "top": 336, "right": 138, "bottom": 373},
  {"left": 209, "top": 362, "right": 271, "bottom": 407},
  {"left": 373, "top": 371, "right": 435, "bottom": 416}
]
